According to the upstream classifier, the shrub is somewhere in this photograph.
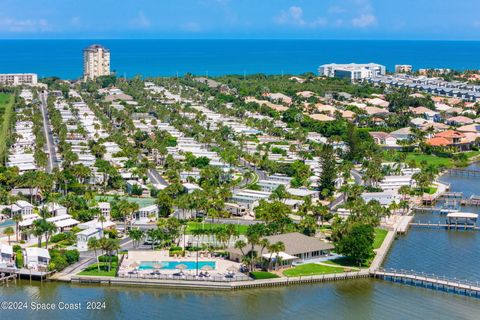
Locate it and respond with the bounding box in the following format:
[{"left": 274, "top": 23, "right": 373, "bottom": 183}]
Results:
[
  {"left": 169, "top": 250, "right": 184, "bottom": 257},
  {"left": 50, "top": 233, "right": 68, "bottom": 243},
  {"left": 12, "top": 244, "right": 21, "bottom": 252},
  {"left": 169, "top": 246, "right": 183, "bottom": 252},
  {"left": 15, "top": 250, "right": 23, "bottom": 268},
  {"left": 49, "top": 255, "right": 68, "bottom": 271},
  {"left": 64, "top": 250, "right": 80, "bottom": 264},
  {"left": 98, "top": 255, "right": 118, "bottom": 263}
]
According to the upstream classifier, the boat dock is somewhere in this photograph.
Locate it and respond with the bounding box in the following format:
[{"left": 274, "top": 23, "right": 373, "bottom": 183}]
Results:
[
  {"left": 0, "top": 267, "right": 53, "bottom": 281},
  {"left": 0, "top": 272, "right": 17, "bottom": 285},
  {"left": 373, "top": 268, "right": 480, "bottom": 298},
  {"left": 409, "top": 222, "right": 480, "bottom": 230}
]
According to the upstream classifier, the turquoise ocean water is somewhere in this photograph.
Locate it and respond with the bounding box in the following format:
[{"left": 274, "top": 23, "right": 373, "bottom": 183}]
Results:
[{"left": 1, "top": 40, "right": 480, "bottom": 79}]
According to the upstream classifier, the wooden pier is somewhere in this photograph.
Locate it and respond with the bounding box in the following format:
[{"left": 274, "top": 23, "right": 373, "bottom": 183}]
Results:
[
  {"left": 0, "top": 267, "right": 52, "bottom": 281},
  {"left": 439, "top": 192, "right": 463, "bottom": 199},
  {"left": 446, "top": 168, "right": 480, "bottom": 177},
  {"left": 0, "top": 272, "right": 17, "bottom": 285},
  {"left": 373, "top": 268, "right": 480, "bottom": 298}
]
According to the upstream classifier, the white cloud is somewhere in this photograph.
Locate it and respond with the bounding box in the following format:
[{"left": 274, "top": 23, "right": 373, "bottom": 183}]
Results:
[
  {"left": 311, "top": 18, "right": 328, "bottom": 28},
  {"left": 130, "top": 11, "right": 151, "bottom": 28},
  {"left": 352, "top": 13, "right": 377, "bottom": 28},
  {"left": 181, "top": 22, "right": 201, "bottom": 32},
  {"left": 276, "top": 6, "right": 329, "bottom": 28},
  {"left": 0, "top": 18, "right": 51, "bottom": 32},
  {"left": 328, "top": 6, "right": 345, "bottom": 14},
  {"left": 275, "top": 6, "right": 306, "bottom": 26}
]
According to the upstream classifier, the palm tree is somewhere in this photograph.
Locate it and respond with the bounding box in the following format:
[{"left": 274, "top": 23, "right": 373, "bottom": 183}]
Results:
[
  {"left": 4, "top": 226, "right": 14, "bottom": 245},
  {"left": 31, "top": 219, "right": 45, "bottom": 248},
  {"left": 98, "top": 214, "right": 107, "bottom": 235},
  {"left": 44, "top": 221, "right": 57, "bottom": 248},
  {"left": 103, "top": 238, "right": 120, "bottom": 272},
  {"left": 128, "top": 228, "right": 144, "bottom": 248},
  {"left": 88, "top": 237, "right": 101, "bottom": 272},
  {"left": 12, "top": 213, "right": 23, "bottom": 243},
  {"left": 234, "top": 240, "right": 247, "bottom": 264},
  {"left": 267, "top": 241, "right": 286, "bottom": 270}
]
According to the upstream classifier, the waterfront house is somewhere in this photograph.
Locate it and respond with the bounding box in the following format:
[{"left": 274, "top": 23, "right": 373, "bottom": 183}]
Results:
[
  {"left": 227, "top": 232, "right": 334, "bottom": 268},
  {"left": 0, "top": 244, "right": 14, "bottom": 267},
  {"left": 24, "top": 247, "right": 50, "bottom": 270}
]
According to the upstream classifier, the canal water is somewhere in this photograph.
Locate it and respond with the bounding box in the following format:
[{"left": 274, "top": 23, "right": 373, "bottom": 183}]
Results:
[{"left": 1, "top": 165, "right": 480, "bottom": 319}]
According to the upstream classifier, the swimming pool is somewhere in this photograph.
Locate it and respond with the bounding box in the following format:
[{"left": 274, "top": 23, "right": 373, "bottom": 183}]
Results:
[
  {"left": 138, "top": 261, "right": 216, "bottom": 270},
  {"left": 0, "top": 220, "right": 14, "bottom": 228}
]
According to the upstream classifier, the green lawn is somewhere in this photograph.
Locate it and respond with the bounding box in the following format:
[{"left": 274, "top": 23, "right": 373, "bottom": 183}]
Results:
[
  {"left": 282, "top": 263, "right": 345, "bottom": 277},
  {"left": 250, "top": 271, "right": 279, "bottom": 280},
  {"left": 78, "top": 262, "right": 118, "bottom": 277},
  {"left": 323, "top": 257, "right": 364, "bottom": 268},
  {"left": 405, "top": 153, "right": 453, "bottom": 168},
  {"left": 185, "top": 221, "right": 249, "bottom": 235},
  {"left": 0, "top": 93, "right": 14, "bottom": 161},
  {"left": 464, "top": 150, "right": 480, "bottom": 159},
  {"left": 373, "top": 228, "right": 388, "bottom": 250}
]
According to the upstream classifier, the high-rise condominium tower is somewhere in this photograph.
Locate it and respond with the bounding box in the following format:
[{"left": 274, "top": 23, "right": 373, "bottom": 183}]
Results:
[{"left": 83, "top": 44, "right": 110, "bottom": 81}]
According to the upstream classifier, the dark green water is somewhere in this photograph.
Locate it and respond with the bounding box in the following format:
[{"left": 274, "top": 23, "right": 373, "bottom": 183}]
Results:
[{"left": 2, "top": 164, "right": 480, "bottom": 319}]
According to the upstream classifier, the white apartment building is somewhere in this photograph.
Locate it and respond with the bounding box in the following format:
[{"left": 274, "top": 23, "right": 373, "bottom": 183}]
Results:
[
  {"left": 83, "top": 44, "right": 110, "bottom": 81},
  {"left": 318, "top": 63, "right": 386, "bottom": 81},
  {"left": 0, "top": 73, "right": 38, "bottom": 86}
]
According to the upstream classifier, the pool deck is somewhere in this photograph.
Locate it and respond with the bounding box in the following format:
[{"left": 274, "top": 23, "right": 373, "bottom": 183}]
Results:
[{"left": 119, "top": 250, "right": 242, "bottom": 277}]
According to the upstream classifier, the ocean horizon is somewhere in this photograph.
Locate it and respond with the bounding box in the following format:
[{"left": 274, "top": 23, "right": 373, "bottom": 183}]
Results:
[{"left": 1, "top": 39, "right": 480, "bottom": 79}]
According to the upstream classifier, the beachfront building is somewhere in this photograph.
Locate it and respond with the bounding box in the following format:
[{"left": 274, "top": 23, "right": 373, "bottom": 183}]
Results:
[
  {"left": 83, "top": 44, "right": 111, "bottom": 81},
  {"left": 318, "top": 63, "right": 386, "bottom": 81},
  {"left": 395, "top": 65, "right": 413, "bottom": 73},
  {"left": 0, "top": 73, "right": 38, "bottom": 86}
]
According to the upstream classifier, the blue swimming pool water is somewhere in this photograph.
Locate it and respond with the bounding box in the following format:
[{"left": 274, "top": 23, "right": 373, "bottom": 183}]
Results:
[
  {"left": 138, "top": 261, "right": 216, "bottom": 271},
  {"left": 0, "top": 220, "right": 14, "bottom": 228}
]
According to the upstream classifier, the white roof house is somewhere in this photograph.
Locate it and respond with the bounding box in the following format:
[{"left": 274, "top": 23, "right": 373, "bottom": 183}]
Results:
[
  {"left": 24, "top": 247, "right": 50, "bottom": 269},
  {"left": 362, "top": 190, "right": 401, "bottom": 206},
  {"left": 0, "top": 244, "right": 14, "bottom": 266}
]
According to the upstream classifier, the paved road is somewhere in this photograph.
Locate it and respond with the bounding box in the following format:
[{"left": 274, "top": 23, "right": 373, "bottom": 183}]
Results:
[
  {"left": 39, "top": 92, "right": 58, "bottom": 173},
  {"left": 237, "top": 158, "right": 267, "bottom": 188},
  {"left": 148, "top": 168, "right": 169, "bottom": 186},
  {"left": 351, "top": 169, "right": 364, "bottom": 186}
]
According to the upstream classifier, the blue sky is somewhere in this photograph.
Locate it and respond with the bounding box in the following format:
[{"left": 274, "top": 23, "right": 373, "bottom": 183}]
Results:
[{"left": 1, "top": 0, "right": 480, "bottom": 40}]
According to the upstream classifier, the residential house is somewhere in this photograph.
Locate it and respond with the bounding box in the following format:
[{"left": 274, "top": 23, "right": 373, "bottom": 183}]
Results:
[
  {"left": 227, "top": 232, "right": 334, "bottom": 268},
  {"left": 24, "top": 247, "right": 50, "bottom": 270}
]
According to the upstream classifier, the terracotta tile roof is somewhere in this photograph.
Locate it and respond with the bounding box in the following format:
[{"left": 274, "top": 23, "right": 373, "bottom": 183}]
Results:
[
  {"left": 436, "top": 130, "right": 466, "bottom": 139},
  {"left": 426, "top": 137, "right": 450, "bottom": 146}
]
